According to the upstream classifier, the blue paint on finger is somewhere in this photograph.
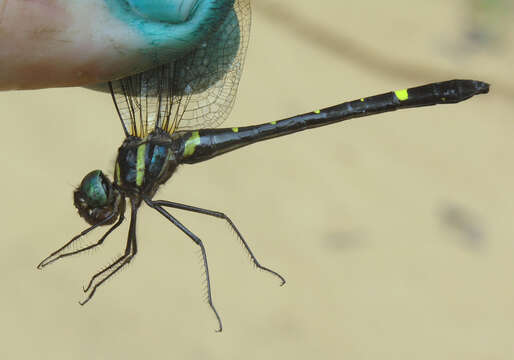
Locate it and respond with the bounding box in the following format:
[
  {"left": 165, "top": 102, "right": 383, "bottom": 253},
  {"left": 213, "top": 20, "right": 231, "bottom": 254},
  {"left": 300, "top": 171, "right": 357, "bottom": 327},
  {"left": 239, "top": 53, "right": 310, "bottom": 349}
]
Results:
[{"left": 104, "top": 0, "right": 234, "bottom": 60}]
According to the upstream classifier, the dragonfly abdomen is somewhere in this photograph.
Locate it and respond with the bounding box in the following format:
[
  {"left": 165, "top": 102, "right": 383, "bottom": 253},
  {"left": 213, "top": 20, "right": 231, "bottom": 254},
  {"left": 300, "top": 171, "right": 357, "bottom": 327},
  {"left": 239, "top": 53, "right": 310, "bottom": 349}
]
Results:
[{"left": 177, "top": 79, "right": 489, "bottom": 165}]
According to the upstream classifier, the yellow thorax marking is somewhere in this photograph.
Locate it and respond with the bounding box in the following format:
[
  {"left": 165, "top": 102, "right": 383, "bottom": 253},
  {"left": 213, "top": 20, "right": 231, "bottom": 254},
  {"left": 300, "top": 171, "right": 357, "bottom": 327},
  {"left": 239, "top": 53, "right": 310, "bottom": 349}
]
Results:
[
  {"left": 115, "top": 162, "right": 121, "bottom": 185},
  {"left": 136, "top": 143, "right": 147, "bottom": 186},
  {"left": 184, "top": 131, "right": 201, "bottom": 157}
]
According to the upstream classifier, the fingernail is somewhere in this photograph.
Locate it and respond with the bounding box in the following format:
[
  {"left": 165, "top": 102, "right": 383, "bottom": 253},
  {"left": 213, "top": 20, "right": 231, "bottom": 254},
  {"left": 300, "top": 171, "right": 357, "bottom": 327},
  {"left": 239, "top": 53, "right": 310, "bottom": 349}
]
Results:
[{"left": 126, "top": 0, "right": 199, "bottom": 23}]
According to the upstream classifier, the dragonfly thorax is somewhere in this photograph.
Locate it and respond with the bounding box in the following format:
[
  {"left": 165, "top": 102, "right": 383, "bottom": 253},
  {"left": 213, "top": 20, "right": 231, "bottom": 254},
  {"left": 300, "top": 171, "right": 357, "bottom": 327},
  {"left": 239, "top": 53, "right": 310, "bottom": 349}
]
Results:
[{"left": 114, "top": 129, "right": 180, "bottom": 198}]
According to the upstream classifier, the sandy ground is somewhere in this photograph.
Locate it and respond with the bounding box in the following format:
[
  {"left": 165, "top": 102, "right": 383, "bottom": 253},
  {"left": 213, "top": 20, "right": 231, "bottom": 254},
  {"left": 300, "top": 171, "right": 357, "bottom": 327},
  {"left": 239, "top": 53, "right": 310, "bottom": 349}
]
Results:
[{"left": 1, "top": 0, "right": 513, "bottom": 359}]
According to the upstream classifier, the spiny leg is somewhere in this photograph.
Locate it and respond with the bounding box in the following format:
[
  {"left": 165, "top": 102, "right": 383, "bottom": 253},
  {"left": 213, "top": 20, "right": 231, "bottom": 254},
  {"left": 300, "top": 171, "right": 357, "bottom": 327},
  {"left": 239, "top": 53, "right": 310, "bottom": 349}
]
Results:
[
  {"left": 80, "top": 199, "right": 139, "bottom": 305},
  {"left": 145, "top": 198, "right": 223, "bottom": 332},
  {"left": 51, "top": 212, "right": 125, "bottom": 265},
  {"left": 151, "top": 199, "right": 286, "bottom": 286},
  {"left": 37, "top": 211, "right": 119, "bottom": 269}
]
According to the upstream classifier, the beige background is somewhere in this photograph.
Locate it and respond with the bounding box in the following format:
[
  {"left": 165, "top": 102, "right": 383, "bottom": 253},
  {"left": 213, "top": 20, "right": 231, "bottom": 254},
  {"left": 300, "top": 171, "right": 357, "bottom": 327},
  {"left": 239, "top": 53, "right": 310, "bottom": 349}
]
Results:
[{"left": 1, "top": 0, "right": 513, "bottom": 359}]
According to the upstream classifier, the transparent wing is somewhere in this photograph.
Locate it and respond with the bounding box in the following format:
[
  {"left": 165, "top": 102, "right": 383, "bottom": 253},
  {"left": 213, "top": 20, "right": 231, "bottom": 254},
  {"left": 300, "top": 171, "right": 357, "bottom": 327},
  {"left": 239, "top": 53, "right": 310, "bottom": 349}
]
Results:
[{"left": 109, "top": 0, "right": 251, "bottom": 138}]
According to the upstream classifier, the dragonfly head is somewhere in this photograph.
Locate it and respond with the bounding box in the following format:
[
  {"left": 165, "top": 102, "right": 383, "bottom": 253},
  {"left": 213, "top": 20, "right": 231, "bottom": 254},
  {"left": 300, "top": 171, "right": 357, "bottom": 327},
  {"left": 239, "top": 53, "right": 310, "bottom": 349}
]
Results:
[{"left": 74, "top": 170, "right": 123, "bottom": 226}]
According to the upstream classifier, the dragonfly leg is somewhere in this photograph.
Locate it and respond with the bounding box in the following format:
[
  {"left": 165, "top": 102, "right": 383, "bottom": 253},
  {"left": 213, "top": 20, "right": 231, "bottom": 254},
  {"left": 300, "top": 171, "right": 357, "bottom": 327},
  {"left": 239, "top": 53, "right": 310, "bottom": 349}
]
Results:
[
  {"left": 37, "top": 212, "right": 120, "bottom": 269},
  {"left": 151, "top": 199, "right": 286, "bottom": 286},
  {"left": 145, "top": 198, "right": 223, "bottom": 332},
  {"left": 80, "top": 199, "right": 138, "bottom": 305}
]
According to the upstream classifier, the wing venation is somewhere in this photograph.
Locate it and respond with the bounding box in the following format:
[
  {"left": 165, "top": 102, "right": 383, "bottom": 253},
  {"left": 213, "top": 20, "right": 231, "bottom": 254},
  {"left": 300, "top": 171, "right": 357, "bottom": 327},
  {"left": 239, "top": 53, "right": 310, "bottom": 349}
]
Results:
[{"left": 109, "top": 0, "right": 251, "bottom": 138}]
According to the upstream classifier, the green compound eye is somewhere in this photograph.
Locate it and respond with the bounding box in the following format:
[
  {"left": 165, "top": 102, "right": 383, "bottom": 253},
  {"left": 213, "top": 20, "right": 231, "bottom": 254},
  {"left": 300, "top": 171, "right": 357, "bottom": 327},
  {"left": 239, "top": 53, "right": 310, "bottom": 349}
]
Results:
[{"left": 80, "top": 170, "right": 109, "bottom": 208}]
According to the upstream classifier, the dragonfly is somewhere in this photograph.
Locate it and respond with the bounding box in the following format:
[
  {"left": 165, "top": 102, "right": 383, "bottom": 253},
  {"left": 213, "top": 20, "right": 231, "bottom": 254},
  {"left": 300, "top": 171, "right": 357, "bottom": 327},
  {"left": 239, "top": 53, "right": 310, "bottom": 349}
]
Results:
[{"left": 37, "top": 0, "right": 489, "bottom": 332}]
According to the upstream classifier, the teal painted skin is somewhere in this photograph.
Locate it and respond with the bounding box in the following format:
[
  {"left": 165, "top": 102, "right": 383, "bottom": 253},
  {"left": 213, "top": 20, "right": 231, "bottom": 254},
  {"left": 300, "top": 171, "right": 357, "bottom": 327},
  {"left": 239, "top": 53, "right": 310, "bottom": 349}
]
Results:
[{"left": 104, "top": 0, "right": 234, "bottom": 59}]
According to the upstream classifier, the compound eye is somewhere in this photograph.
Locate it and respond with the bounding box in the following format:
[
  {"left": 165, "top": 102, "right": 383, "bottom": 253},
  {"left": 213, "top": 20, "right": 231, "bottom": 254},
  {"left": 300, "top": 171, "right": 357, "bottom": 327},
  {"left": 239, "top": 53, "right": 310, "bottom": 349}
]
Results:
[
  {"left": 74, "top": 170, "right": 121, "bottom": 226},
  {"left": 79, "top": 170, "right": 111, "bottom": 208}
]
